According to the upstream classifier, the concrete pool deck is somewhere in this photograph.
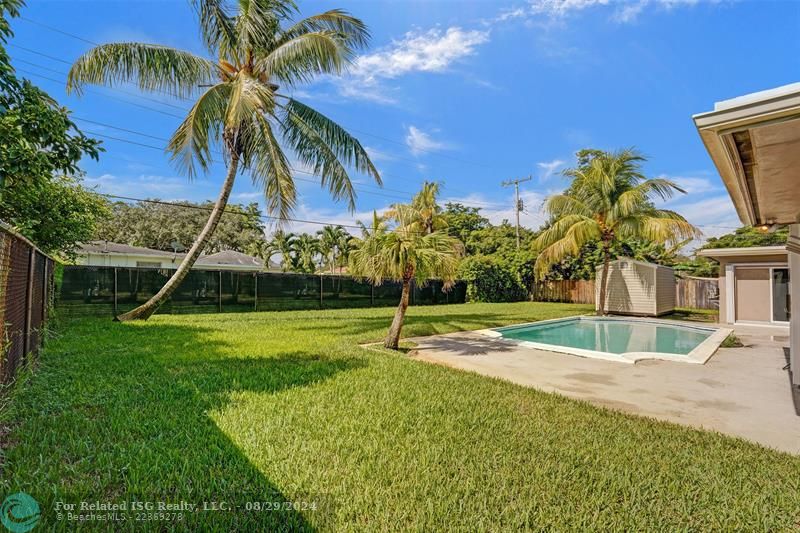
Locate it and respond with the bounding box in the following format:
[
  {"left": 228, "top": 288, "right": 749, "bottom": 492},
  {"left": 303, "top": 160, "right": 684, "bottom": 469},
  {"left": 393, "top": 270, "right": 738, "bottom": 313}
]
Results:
[{"left": 410, "top": 322, "right": 800, "bottom": 454}]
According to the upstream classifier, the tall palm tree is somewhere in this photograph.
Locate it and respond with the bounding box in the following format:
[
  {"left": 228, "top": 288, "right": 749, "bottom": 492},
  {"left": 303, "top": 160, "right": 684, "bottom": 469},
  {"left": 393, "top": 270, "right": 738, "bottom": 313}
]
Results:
[
  {"left": 270, "top": 230, "right": 296, "bottom": 272},
  {"left": 293, "top": 233, "right": 320, "bottom": 273},
  {"left": 67, "top": 1, "right": 380, "bottom": 320},
  {"left": 532, "top": 148, "right": 699, "bottom": 315},
  {"left": 350, "top": 190, "right": 463, "bottom": 349}
]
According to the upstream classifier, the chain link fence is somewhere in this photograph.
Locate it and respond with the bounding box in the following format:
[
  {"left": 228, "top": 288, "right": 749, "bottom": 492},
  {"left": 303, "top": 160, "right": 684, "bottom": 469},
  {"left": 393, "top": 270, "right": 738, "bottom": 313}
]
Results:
[
  {"left": 0, "top": 223, "right": 55, "bottom": 387},
  {"left": 57, "top": 266, "right": 467, "bottom": 317}
]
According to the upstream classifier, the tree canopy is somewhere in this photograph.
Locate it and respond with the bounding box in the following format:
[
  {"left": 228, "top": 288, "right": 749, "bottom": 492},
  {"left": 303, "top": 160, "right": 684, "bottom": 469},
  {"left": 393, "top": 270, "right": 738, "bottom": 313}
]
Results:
[
  {"left": 0, "top": 0, "right": 107, "bottom": 255},
  {"left": 93, "top": 200, "right": 266, "bottom": 254}
]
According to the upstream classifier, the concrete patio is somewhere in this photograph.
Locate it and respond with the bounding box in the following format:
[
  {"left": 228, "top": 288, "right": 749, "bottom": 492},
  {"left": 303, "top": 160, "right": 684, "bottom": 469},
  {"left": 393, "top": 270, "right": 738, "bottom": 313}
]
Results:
[{"left": 410, "top": 323, "right": 800, "bottom": 454}]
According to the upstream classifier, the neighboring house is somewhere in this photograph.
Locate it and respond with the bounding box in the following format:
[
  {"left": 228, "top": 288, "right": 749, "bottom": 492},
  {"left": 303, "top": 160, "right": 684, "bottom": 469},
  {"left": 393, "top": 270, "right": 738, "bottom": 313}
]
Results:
[
  {"left": 76, "top": 241, "right": 277, "bottom": 272},
  {"left": 596, "top": 258, "right": 675, "bottom": 317},
  {"left": 697, "top": 246, "right": 789, "bottom": 326},
  {"left": 693, "top": 82, "right": 800, "bottom": 392}
]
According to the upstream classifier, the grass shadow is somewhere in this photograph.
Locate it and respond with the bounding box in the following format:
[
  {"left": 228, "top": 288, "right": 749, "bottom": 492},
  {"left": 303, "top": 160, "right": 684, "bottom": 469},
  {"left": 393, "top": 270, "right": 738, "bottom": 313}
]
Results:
[{"left": 1, "top": 319, "right": 364, "bottom": 531}]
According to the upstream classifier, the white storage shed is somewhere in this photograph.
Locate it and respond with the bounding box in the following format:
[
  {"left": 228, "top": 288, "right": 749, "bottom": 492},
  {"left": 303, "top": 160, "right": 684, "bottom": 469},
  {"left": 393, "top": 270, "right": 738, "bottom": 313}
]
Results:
[{"left": 596, "top": 258, "right": 675, "bottom": 316}]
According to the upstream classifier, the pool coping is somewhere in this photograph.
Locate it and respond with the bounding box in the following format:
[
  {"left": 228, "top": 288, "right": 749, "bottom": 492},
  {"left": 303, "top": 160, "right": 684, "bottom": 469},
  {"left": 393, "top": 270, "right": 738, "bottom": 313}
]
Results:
[{"left": 475, "top": 315, "right": 733, "bottom": 365}]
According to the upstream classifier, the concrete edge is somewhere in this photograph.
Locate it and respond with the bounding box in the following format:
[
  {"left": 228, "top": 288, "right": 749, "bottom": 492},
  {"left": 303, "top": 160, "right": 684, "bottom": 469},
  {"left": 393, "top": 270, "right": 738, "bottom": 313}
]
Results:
[{"left": 476, "top": 316, "right": 730, "bottom": 365}]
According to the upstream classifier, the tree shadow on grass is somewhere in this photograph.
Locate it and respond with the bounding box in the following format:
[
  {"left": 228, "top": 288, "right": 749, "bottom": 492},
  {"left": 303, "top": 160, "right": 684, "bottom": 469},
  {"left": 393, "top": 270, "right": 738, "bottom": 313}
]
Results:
[
  {"left": 293, "top": 311, "right": 559, "bottom": 341},
  {"left": 3, "top": 320, "right": 364, "bottom": 531}
]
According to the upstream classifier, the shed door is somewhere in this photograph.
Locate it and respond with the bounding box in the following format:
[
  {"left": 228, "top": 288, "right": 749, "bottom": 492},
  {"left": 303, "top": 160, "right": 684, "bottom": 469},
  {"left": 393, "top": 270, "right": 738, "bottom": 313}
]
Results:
[{"left": 735, "top": 268, "right": 771, "bottom": 322}]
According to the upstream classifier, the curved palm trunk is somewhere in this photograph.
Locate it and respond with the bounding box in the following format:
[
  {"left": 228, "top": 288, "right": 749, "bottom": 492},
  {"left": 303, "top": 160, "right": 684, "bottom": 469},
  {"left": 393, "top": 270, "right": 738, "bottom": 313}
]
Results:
[
  {"left": 115, "top": 153, "right": 241, "bottom": 321},
  {"left": 597, "top": 240, "right": 611, "bottom": 316},
  {"left": 385, "top": 276, "right": 411, "bottom": 349}
]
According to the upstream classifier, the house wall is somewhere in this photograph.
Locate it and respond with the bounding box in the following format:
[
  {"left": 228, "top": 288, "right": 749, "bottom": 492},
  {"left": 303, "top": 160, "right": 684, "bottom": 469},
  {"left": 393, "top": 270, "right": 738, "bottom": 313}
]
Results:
[
  {"left": 77, "top": 253, "right": 180, "bottom": 268},
  {"left": 714, "top": 253, "right": 788, "bottom": 324},
  {"left": 789, "top": 225, "right": 799, "bottom": 386},
  {"left": 655, "top": 266, "right": 676, "bottom": 315},
  {"left": 76, "top": 253, "right": 262, "bottom": 272},
  {"left": 597, "top": 261, "right": 659, "bottom": 316}
]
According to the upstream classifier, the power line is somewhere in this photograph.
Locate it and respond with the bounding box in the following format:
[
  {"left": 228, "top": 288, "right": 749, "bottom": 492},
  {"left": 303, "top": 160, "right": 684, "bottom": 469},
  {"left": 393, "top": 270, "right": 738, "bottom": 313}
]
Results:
[
  {"left": 13, "top": 17, "right": 498, "bottom": 169},
  {"left": 11, "top": 54, "right": 508, "bottom": 206}
]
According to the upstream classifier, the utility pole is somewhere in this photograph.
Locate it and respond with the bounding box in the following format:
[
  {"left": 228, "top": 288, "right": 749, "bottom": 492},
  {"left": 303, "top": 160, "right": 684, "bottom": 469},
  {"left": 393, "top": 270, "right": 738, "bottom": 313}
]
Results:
[{"left": 502, "top": 176, "right": 532, "bottom": 249}]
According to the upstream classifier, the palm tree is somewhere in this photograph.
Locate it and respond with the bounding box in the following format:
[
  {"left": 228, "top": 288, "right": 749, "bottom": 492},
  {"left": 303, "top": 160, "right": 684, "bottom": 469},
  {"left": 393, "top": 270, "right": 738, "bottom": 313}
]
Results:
[
  {"left": 334, "top": 227, "right": 352, "bottom": 273},
  {"left": 293, "top": 233, "right": 320, "bottom": 273},
  {"left": 270, "top": 230, "right": 296, "bottom": 272},
  {"left": 67, "top": 1, "right": 380, "bottom": 320},
  {"left": 317, "top": 225, "right": 348, "bottom": 274},
  {"left": 244, "top": 239, "right": 277, "bottom": 268},
  {"left": 386, "top": 180, "right": 446, "bottom": 235},
  {"left": 532, "top": 148, "right": 699, "bottom": 316},
  {"left": 349, "top": 191, "right": 463, "bottom": 350}
]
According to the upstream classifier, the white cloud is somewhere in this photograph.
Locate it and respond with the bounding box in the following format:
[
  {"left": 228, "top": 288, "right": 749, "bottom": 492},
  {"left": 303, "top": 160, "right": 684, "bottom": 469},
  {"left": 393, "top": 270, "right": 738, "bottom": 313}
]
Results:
[
  {"left": 663, "top": 175, "right": 718, "bottom": 195},
  {"left": 336, "top": 26, "right": 490, "bottom": 103},
  {"left": 537, "top": 159, "right": 566, "bottom": 181},
  {"left": 497, "top": 0, "right": 713, "bottom": 25},
  {"left": 351, "top": 27, "right": 490, "bottom": 82},
  {"left": 405, "top": 126, "right": 451, "bottom": 156}
]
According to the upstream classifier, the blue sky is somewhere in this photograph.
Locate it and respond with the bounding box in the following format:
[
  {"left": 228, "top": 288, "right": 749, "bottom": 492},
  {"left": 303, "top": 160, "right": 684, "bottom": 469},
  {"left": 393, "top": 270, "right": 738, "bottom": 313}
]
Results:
[{"left": 8, "top": 0, "right": 800, "bottom": 241}]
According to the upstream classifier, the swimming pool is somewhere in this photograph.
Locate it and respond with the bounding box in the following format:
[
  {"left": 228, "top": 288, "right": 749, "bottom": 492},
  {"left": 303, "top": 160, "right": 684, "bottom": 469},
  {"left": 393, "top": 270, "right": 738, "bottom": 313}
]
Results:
[{"left": 486, "top": 317, "right": 731, "bottom": 364}]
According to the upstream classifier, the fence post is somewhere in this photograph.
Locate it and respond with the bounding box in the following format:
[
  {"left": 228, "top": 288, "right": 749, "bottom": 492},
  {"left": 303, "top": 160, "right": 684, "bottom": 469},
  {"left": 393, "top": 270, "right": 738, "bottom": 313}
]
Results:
[
  {"left": 370, "top": 284, "right": 374, "bottom": 306},
  {"left": 42, "top": 255, "right": 48, "bottom": 330},
  {"left": 319, "top": 274, "right": 323, "bottom": 309},
  {"left": 113, "top": 267, "right": 118, "bottom": 316},
  {"left": 254, "top": 273, "right": 258, "bottom": 311},
  {"left": 218, "top": 271, "right": 223, "bottom": 312},
  {"left": 23, "top": 248, "right": 34, "bottom": 358}
]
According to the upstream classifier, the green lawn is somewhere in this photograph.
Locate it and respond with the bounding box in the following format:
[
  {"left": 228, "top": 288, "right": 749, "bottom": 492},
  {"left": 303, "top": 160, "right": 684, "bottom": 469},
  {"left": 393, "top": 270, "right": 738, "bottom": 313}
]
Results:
[{"left": 2, "top": 302, "right": 799, "bottom": 531}]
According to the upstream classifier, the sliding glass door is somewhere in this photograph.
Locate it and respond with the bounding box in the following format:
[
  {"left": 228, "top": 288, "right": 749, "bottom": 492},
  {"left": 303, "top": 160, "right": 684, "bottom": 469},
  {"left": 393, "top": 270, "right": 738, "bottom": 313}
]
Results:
[{"left": 772, "top": 267, "right": 791, "bottom": 323}]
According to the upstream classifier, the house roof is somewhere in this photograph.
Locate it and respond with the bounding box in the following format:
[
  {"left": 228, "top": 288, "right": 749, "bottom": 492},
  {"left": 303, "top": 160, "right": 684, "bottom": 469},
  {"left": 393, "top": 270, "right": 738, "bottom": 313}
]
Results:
[
  {"left": 79, "top": 241, "right": 178, "bottom": 257},
  {"left": 197, "top": 250, "right": 263, "bottom": 268},
  {"left": 78, "top": 241, "right": 274, "bottom": 269},
  {"left": 693, "top": 83, "right": 800, "bottom": 226},
  {"left": 697, "top": 245, "right": 787, "bottom": 259}
]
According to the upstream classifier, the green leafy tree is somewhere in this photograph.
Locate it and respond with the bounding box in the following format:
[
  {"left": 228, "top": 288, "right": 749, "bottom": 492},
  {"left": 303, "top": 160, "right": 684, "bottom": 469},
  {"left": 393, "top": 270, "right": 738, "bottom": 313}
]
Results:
[
  {"left": 533, "top": 149, "right": 699, "bottom": 315},
  {"left": 0, "top": 0, "right": 104, "bottom": 254},
  {"left": 67, "top": 0, "right": 379, "bottom": 321},
  {"left": 701, "top": 225, "right": 788, "bottom": 249},
  {"left": 0, "top": 175, "right": 109, "bottom": 257},
  {"left": 349, "top": 188, "right": 463, "bottom": 349},
  {"left": 442, "top": 202, "right": 489, "bottom": 250},
  {"left": 94, "top": 201, "right": 266, "bottom": 253}
]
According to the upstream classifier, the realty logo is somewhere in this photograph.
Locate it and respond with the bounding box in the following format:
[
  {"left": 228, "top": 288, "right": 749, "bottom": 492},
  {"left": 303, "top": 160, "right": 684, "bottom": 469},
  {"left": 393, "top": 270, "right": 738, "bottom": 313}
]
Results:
[{"left": 0, "top": 493, "right": 40, "bottom": 532}]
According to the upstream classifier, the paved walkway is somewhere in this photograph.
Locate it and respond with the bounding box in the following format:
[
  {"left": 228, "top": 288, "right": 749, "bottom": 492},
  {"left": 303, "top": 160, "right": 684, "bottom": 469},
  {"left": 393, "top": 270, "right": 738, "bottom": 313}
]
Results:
[{"left": 410, "top": 323, "right": 800, "bottom": 454}]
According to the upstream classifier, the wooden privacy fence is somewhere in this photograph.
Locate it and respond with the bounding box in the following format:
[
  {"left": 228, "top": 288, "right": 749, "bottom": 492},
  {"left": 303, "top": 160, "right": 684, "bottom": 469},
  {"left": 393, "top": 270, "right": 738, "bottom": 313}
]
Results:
[
  {"left": 531, "top": 277, "right": 719, "bottom": 310},
  {"left": 531, "top": 280, "right": 596, "bottom": 304},
  {"left": 675, "top": 278, "right": 719, "bottom": 310}
]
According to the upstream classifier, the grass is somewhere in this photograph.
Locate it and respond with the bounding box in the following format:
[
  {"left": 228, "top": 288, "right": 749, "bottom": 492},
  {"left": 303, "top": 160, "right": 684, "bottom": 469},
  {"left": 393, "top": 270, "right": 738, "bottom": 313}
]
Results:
[
  {"left": 663, "top": 307, "right": 719, "bottom": 323},
  {"left": 2, "top": 302, "right": 799, "bottom": 531}
]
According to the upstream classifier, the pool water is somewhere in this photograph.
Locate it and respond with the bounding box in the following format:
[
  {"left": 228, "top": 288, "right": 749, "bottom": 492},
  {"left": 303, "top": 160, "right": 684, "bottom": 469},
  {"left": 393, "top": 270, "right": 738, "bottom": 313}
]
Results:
[{"left": 496, "top": 318, "right": 713, "bottom": 356}]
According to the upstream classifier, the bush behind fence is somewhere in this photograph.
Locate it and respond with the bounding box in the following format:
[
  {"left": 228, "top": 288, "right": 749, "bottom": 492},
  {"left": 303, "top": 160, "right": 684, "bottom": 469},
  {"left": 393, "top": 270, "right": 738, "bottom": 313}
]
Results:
[
  {"left": 57, "top": 266, "right": 468, "bottom": 317},
  {"left": 0, "top": 223, "right": 55, "bottom": 387}
]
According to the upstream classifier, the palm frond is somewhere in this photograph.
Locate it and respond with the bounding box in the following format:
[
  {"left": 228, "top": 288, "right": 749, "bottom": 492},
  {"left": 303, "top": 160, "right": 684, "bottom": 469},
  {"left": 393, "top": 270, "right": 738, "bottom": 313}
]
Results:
[
  {"left": 281, "top": 98, "right": 380, "bottom": 181},
  {"left": 244, "top": 113, "right": 295, "bottom": 220},
  {"left": 191, "top": 0, "right": 238, "bottom": 59},
  {"left": 67, "top": 43, "right": 217, "bottom": 98},
  {"left": 259, "top": 31, "right": 350, "bottom": 86},
  {"left": 167, "top": 82, "right": 231, "bottom": 178},
  {"left": 279, "top": 9, "right": 370, "bottom": 49}
]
